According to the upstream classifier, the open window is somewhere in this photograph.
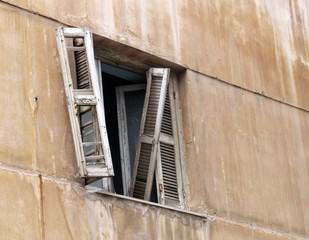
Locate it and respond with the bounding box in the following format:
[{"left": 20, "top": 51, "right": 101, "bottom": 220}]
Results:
[
  {"left": 56, "top": 28, "right": 189, "bottom": 209},
  {"left": 116, "top": 83, "right": 146, "bottom": 196}
]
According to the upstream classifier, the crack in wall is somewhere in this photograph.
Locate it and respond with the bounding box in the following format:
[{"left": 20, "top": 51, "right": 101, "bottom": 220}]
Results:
[{"left": 0, "top": 162, "right": 307, "bottom": 239}]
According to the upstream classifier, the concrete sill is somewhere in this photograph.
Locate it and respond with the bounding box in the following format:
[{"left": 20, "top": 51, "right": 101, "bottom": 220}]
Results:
[{"left": 85, "top": 185, "right": 207, "bottom": 221}]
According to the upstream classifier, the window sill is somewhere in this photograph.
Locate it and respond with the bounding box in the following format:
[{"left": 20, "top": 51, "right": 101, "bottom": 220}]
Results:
[{"left": 85, "top": 185, "right": 207, "bottom": 221}]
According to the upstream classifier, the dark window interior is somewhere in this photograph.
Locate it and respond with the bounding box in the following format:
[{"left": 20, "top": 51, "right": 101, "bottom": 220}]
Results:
[
  {"left": 99, "top": 63, "right": 158, "bottom": 203},
  {"left": 102, "top": 71, "right": 129, "bottom": 195}
]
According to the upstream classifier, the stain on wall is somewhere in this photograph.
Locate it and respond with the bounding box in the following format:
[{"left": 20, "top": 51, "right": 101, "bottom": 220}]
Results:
[{"left": 0, "top": 0, "right": 308, "bottom": 239}]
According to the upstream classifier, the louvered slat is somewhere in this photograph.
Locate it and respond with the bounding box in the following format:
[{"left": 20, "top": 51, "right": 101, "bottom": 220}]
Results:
[
  {"left": 161, "top": 143, "right": 178, "bottom": 200},
  {"left": 133, "top": 143, "right": 152, "bottom": 198},
  {"left": 161, "top": 87, "right": 173, "bottom": 136},
  {"left": 144, "top": 77, "right": 162, "bottom": 136},
  {"left": 75, "top": 50, "right": 90, "bottom": 89}
]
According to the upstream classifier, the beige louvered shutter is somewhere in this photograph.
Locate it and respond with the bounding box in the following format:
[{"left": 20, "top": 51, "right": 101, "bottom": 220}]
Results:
[
  {"left": 55, "top": 28, "right": 114, "bottom": 182},
  {"left": 129, "top": 68, "right": 170, "bottom": 200},
  {"left": 156, "top": 74, "right": 184, "bottom": 208}
]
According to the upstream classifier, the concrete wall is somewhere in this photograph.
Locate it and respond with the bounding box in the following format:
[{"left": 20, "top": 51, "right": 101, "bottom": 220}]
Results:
[
  {"left": 0, "top": 0, "right": 308, "bottom": 239},
  {"left": 180, "top": 70, "right": 309, "bottom": 237},
  {"left": 8, "top": 0, "right": 308, "bottom": 109}
]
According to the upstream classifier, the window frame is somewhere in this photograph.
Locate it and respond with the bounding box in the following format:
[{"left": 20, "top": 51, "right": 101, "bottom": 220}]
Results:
[
  {"left": 116, "top": 83, "right": 147, "bottom": 196},
  {"left": 95, "top": 61, "right": 190, "bottom": 209}
]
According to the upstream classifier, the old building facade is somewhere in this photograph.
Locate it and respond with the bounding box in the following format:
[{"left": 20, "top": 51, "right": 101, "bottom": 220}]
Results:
[{"left": 0, "top": 0, "right": 308, "bottom": 239}]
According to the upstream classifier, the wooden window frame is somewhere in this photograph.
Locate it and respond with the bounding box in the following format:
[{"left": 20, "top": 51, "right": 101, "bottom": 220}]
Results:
[
  {"left": 116, "top": 83, "right": 147, "bottom": 196},
  {"left": 94, "top": 34, "right": 190, "bottom": 210}
]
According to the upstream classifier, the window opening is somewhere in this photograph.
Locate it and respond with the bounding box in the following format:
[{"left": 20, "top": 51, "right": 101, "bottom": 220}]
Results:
[
  {"left": 56, "top": 27, "right": 189, "bottom": 209},
  {"left": 98, "top": 63, "right": 158, "bottom": 202},
  {"left": 116, "top": 84, "right": 146, "bottom": 195}
]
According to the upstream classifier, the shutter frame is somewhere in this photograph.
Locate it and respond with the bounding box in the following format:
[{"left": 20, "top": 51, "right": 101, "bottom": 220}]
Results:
[
  {"left": 55, "top": 27, "right": 114, "bottom": 179},
  {"left": 130, "top": 68, "right": 170, "bottom": 200},
  {"left": 156, "top": 73, "right": 185, "bottom": 209}
]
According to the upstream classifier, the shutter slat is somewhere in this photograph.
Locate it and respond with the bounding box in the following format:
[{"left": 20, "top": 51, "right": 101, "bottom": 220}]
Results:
[
  {"left": 160, "top": 142, "right": 179, "bottom": 201},
  {"left": 75, "top": 50, "right": 90, "bottom": 89},
  {"left": 161, "top": 88, "right": 173, "bottom": 136},
  {"left": 144, "top": 76, "right": 162, "bottom": 136},
  {"left": 134, "top": 142, "right": 151, "bottom": 188}
]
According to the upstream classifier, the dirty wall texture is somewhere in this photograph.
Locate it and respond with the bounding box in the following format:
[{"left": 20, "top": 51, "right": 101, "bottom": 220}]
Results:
[
  {"left": 179, "top": 70, "right": 309, "bottom": 238},
  {"left": 0, "top": 167, "right": 208, "bottom": 240},
  {"left": 3, "top": 0, "right": 309, "bottom": 109},
  {"left": 0, "top": 3, "right": 78, "bottom": 181},
  {"left": 0, "top": 165, "right": 304, "bottom": 240},
  {"left": 0, "top": 0, "right": 309, "bottom": 240}
]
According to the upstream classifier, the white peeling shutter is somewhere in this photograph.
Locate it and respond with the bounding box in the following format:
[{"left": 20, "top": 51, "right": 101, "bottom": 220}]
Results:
[
  {"left": 55, "top": 28, "right": 114, "bottom": 182},
  {"left": 130, "top": 68, "right": 170, "bottom": 200},
  {"left": 156, "top": 74, "right": 184, "bottom": 208}
]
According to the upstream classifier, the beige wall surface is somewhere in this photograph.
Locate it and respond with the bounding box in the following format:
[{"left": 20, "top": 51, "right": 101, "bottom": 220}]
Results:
[
  {"left": 0, "top": 166, "right": 303, "bottom": 240},
  {"left": 3, "top": 0, "right": 309, "bottom": 109},
  {"left": 0, "top": 167, "right": 208, "bottom": 240},
  {"left": 180, "top": 70, "right": 309, "bottom": 237},
  {"left": 0, "top": 1, "right": 308, "bottom": 239},
  {"left": 210, "top": 221, "right": 297, "bottom": 240},
  {"left": 0, "top": 3, "right": 78, "bottom": 181}
]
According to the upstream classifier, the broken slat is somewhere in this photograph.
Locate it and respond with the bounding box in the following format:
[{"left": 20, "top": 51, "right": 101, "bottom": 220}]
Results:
[
  {"left": 74, "top": 95, "right": 97, "bottom": 105},
  {"left": 82, "top": 142, "right": 102, "bottom": 147},
  {"left": 67, "top": 46, "right": 86, "bottom": 51},
  {"left": 85, "top": 155, "right": 105, "bottom": 161}
]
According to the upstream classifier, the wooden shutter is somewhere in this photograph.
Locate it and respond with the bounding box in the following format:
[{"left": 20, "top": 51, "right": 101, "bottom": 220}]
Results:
[
  {"left": 156, "top": 74, "right": 184, "bottom": 208},
  {"left": 129, "top": 68, "right": 170, "bottom": 200},
  {"left": 55, "top": 28, "right": 114, "bottom": 181}
]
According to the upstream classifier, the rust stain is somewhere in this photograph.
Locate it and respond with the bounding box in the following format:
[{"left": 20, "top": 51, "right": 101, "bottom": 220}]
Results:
[
  {"left": 159, "top": 183, "right": 163, "bottom": 192},
  {"left": 73, "top": 100, "right": 78, "bottom": 115},
  {"left": 39, "top": 174, "right": 46, "bottom": 240}
]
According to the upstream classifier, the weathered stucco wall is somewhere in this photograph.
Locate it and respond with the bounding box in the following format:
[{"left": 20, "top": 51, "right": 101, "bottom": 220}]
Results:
[
  {"left": 0, "top": 3, "right": 78, "bottom": 181},
  {"left": 4, "top": 0, "right": 309, "bottom": 109},
  {"left": 0, "top": 166, "right": 208, "bottom": 240},
  {"left": 0, "top": 0, "right": 308, "bottom": 239},
  {"left": 0, "top": 165, "right": 302, "bottom": 240},
  {"left": 179, "top": 70, "right": 309, "bottom": 237}
]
